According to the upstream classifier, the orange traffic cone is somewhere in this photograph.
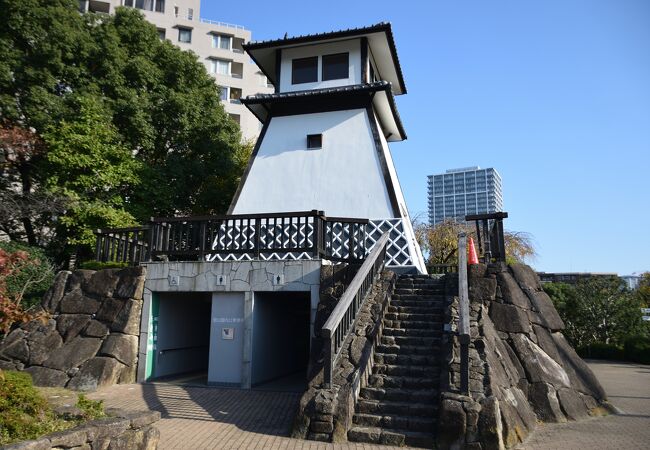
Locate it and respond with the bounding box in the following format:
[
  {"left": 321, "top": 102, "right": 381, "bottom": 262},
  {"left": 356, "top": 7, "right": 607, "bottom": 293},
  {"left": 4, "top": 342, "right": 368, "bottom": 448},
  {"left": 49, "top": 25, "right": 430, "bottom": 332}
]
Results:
[{"left": 468, "top": 237, "right": 479, "bottom": 265}]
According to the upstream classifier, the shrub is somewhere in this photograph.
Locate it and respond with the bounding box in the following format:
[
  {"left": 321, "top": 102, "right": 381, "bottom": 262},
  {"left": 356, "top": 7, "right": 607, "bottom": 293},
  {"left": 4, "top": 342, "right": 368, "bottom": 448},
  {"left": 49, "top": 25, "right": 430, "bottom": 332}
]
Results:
[
  {"left": 0, "top": 371, "right": 68, "bottom": 445},
  {"left": 577, "top": 342, "right": 624, "bottom": 361},
  {"left": 623, "top": 335, "right": 650, "bottom": 365},
  {"left": 76, "top": 394, "right": 105, "bottom": 420},
  {"left": 78, "top": 261, "right": 129, "bottom": 271},
  {"left": 0, "top": 241, "right": 54, "bottom": 310}
]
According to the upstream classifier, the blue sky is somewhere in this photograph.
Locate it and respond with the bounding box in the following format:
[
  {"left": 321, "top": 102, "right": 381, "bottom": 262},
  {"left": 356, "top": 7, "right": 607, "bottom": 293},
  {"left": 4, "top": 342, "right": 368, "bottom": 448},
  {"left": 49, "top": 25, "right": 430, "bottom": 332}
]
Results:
[{"left": 203, "top": 0, "right": 650, "bottom": 275}]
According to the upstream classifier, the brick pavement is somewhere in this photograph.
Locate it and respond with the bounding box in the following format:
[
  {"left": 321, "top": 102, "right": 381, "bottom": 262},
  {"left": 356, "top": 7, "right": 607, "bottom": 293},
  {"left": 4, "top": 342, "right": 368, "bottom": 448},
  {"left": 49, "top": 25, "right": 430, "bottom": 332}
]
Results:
[{"left": 88, "top": 360, "right": 650, "bottom": 449}]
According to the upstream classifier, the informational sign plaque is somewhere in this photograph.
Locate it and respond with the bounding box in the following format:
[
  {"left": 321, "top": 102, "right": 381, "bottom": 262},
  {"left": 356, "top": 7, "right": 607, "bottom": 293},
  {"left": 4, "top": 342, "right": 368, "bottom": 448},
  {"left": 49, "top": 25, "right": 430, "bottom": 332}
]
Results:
[{"left": 222, "top": 327, "right": 234, "bottom": 340}]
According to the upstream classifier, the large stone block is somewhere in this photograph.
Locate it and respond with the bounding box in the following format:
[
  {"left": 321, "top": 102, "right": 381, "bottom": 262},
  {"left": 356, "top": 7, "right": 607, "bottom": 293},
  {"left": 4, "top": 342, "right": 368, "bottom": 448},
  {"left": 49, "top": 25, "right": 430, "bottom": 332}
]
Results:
[
  {"left": 114, "top": 266, "right": 146, "bottom": 300},
  {"left": 67, "top": 357, "right": 125, "bottom": 391},
  {"left": 525, "top": 290, "right": 565, "bottom": 331},
  {"left": 509, "top": 264, "right": 542, "bottom": 292},
  {"left": 42, "top": 270, "right": 71, "bottom": 313},
  {"left": 528, "top": 382, "right": 566, "bottom": 422},
  {"left": 100, "top": 333, "right": 138, "bottom": 366},
  {"left": 27, "top": 320, "right": 63, "bottom": 365},
  {"left": 65, "top": 270, "right": 95, "bottom": 293},
  {"left": 1, "top": 338, "right": 29, "bottom": 363},
  {"left": 25, "top": 366, "right": 69, "bottom": 387},
  {"left": 478, "top": 397, "right": 504, "bottom": 450},
  {"left": 557, "top": 388, "right": 590, "bottom": 420},
  {"left": 436, "top": 399, "right": 467, "bottom": 450},
  {"left": 42, "top": 336, "right": 103, "bottom": 372},
  {"left": 498, "top": 387, "right": 534, "bottom": 447},
  {"left": 96, "top": 297, "right": 127, "bottom": 323},
  {"left": 85, "top": 269, "right": 121, "bottom": 297},
  {"left": 489, "top": 302, "right": 531, "bottom": 334},
  {"left": 111, "top": 299, "right": 142, "bottom": 335},
  {"left": 469, "top": 277, "right": 497, "bottom": 302},
  {"left": 550, "top": 333, "right": 606, "bottom": 400},
  {"left": 59, "top": 288, "right": 102, "bottom": 315},
  {"left": 532, "top": 325, "right": 562, "bottom": 363},
  {"left": 57, "top": 314, "right": 92, "bottom": 343},
  {"left": 510, "top": 333, "right": 570, "bottom": 388},
  {"left": 84, "top": 320, "right": 110, "bottom": 338},
  {"left": 496, "top": 272, "right": 531, "bottom": 309}
]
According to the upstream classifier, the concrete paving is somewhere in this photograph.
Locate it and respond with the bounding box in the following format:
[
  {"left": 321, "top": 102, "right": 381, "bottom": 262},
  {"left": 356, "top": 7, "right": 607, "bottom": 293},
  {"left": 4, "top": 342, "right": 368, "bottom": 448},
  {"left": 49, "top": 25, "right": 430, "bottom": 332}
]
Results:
[{"left": 88, "top": 360, "right": 650, "bottom": 449}]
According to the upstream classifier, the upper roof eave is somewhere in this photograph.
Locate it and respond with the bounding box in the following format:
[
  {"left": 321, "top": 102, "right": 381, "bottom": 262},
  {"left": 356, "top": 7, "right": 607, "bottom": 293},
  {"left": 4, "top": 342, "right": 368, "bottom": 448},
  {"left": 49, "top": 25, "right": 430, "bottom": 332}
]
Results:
[{"left": 243, "top": 22, "right": 407, "bottom": 95}]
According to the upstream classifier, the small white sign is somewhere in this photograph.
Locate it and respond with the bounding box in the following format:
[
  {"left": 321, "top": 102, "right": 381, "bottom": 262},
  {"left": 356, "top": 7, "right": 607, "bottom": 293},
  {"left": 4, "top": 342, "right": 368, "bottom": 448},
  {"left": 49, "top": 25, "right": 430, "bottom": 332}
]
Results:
[
  {"left": 168, "top": 275, "right": 180, "bottom": 286},
  {"left": 642, "top": 316, "right": 650, "bottom": 322},
  {"left": 215, "top": 274, "right": 228, "bottom": 286},
  {"left": 222, "top": 327, "right": 234, "bottom": 340},
  {"left": 641, "top": 308, "right": 650, "bottom": 314},
  {"left": 213, "top": 317, "right": 243, "bottom": 323},
  {"left": 272, "top": 273, "right": 285, "bottom": 285}
]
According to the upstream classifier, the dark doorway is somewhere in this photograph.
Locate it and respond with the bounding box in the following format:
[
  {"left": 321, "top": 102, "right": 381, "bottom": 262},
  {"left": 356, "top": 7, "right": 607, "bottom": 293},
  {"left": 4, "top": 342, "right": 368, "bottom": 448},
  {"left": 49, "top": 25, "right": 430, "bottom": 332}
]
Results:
[
  {"left": 153, "top": 292, "right": 212, "bottom": 382},
  {"left": 252, "top": 292, "right": 311, "bottom": 391}
]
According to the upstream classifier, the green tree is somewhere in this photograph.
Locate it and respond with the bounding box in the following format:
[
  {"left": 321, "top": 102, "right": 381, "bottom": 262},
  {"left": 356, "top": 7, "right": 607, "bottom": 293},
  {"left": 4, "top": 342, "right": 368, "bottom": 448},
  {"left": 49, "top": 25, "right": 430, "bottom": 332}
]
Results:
[
  {"left": 545, "top": 277, "right": 646, "bottom": 348},
  {"left": 0, "top": 1, "right": 245, "bottom": 263}
]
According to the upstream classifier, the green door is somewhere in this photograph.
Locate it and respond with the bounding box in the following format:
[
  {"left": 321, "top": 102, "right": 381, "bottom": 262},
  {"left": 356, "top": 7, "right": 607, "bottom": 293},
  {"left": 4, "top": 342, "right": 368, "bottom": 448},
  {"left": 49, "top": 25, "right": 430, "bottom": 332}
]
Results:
[{"left": 145, "top": 293, "right": 159, "bottom": 380}]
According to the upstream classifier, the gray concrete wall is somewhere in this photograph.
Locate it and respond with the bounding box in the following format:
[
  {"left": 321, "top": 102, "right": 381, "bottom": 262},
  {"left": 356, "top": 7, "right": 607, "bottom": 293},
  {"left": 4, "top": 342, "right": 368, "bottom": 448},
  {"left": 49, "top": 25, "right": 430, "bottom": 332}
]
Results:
[{"left": 138, "top": 260, "right": 321, "bottom": 388}]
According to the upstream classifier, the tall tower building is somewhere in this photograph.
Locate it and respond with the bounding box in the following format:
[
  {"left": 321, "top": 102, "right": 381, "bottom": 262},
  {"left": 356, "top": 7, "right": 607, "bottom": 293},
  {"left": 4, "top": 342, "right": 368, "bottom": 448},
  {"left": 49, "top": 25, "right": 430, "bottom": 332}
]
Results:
[
  {"left": 427, "top": 167, "right": 503, "bottom": 225},
  {"left": 79, "top": 0, "right": 274, "bottom": 140}
]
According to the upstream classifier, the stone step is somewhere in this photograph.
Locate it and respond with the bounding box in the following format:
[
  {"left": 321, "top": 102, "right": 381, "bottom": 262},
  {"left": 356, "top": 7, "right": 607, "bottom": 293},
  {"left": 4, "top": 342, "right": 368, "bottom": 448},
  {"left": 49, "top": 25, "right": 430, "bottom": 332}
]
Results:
[
  {"left": 377, "top": 343, "right": 440, "bottom": 355},
  {"left": 373, "top": 363, "right": 440, "bottom": 377},
  {"left": 357, "top": 398, "right": 438, "bottom": 417},
  {"left": 384, "top": 311, "right": 442, "bottom": 322},
  {"left": 381, "top": 335, "right": 441, "bottom": 347},
  {"left": 353, "top": 413, "right": 436, "bottom": 433},
  {"left": 394, "top": 288, "right": 445, "bottom": 296},
  {"left": 390, "top": 299, "right": 445, "bottom": 308},
  {"left": 392, "top": 294, "right": 446, "bottom": 302},
  {"left": 374, "top": 353, "right": 440, "bottom": 367},
  {"left": 360, "top": 386, "right": 439, "bottom": 403},
  {"left": 383, "top": 327, "right": 440, "bottom": 337},
  {"left": 348, "top": 426, "right": 436, "bottom": 448},
  {"left": 382, "top": 319, "right": 444, "bottom": 331},
  {"left": 387, "top": 305, "right": 443, "bottom": 315},
  {"left": 368, "top": 373, "right": 438, "bottom": 389}
]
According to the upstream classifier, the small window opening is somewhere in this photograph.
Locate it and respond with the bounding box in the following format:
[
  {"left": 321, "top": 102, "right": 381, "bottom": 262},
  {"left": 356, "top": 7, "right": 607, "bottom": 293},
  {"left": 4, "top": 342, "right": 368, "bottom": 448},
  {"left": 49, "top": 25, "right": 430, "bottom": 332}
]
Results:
[
  {"left": 322, "top": 52, "right": 349, "bottom": 81},
  {"left": 292, "top": 56, "right": 318, "bottom": 84},
  {"left": 307, "top": 134, "right": 322, "bottom": 149}
]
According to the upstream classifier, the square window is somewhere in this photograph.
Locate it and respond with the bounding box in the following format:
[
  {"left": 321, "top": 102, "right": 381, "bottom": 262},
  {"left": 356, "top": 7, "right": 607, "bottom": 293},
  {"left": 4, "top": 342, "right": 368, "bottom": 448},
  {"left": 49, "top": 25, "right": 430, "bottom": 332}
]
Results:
[
  {"left": 218, "top": 86, "right": 228, "bottom": 101},
  {"left": 211, "top": 59, "right": 230, "bottom": 75},
  {"left": 157, "top": 28, "right": 165, "bottom": 40},
  {"left": 292, "top": 56, "right": 318, "bottom": 84},
  {"left": 322, "top": 53, "right": 349, "bottom": 81},
  {"left": 307, "top": 134, "right": 322, "bottom": 149},
  {"left": 178, "top": 28, "right": 191, "bottom": 43}
]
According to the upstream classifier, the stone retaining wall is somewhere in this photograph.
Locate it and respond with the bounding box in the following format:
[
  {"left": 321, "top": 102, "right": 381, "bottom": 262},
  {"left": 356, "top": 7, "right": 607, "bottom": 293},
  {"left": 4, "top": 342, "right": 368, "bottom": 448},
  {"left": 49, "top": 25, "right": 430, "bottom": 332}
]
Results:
[
  {"left": 437, "top": 263, "right": 608, "bottom": 449},
  {"left": 0, "top": 267, "right": 146, "bottom": 390},
  {"left": 2, "top": 409, "right": 160, "bottom": 450},
  {"left": 292, "top": 269, "right": 396, "bottom": 442}
]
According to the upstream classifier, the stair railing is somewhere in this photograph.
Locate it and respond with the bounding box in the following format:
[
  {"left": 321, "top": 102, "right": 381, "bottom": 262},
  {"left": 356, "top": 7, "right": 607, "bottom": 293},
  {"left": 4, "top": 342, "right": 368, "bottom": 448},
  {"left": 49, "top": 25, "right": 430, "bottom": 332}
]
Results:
[
  {"left": 321, "top": 232, "right": 390, "bottom": 388},
  {"left": 457, "top": 232, "right": 471, "bottom": 395}
]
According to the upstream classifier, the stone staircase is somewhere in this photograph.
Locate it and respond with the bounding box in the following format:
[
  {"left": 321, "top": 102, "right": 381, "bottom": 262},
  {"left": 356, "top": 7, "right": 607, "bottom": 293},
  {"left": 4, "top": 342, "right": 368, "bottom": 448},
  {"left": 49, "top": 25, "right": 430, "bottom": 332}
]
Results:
[{"left": 348, "top": 274, "right": 445, "bottom": 448}]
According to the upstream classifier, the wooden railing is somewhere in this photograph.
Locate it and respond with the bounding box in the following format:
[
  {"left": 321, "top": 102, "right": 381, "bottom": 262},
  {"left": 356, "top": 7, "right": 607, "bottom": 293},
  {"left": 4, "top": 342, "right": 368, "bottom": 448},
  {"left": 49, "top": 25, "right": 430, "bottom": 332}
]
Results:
[
  {"left": 321, "top": 232, "right": 390, "bottom": 388},
  {"left": 457, "top": 232, "right": 471, "bottom": 395},
  {"left": 95, "top": 211, "right": 369, "bottom": 264},
  {"left": 465, "top": 212, "right": 508, "bottom": 263},
  {"left": 95, "top": 226, "right": 151, "bottom": 264}
]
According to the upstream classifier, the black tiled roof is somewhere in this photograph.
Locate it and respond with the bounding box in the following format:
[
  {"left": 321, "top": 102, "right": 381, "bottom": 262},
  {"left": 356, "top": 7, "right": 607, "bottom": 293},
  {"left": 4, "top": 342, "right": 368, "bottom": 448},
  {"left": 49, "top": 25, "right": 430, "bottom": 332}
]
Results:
[{"left": 244, "top": 23, "right": 406, "bottom": 95}]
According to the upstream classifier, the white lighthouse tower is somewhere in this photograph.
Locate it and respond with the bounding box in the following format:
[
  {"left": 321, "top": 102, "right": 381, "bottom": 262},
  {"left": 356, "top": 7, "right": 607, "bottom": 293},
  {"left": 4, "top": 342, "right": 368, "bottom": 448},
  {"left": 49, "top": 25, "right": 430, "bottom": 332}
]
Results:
[{"left": 230, "top": 23, "right": 426, "bottom": 273}]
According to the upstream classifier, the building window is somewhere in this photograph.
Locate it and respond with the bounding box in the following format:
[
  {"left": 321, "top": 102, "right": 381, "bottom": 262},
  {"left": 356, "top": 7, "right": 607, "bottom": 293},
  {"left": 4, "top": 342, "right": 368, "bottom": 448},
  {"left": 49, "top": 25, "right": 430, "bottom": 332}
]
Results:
[
  {"left": 218, "top": 86, "right": 228, "bottom": 101},
  {"left": 212, "top": 34, "right": 232, "bottom": 50},
  {"left": 307, "top": 134, "right": 322, "bottom": 149},
  {"left": 157, "top": 28, "right": 165, "bottom": 40},
  {"left": 155, "top": 0, "right": 164, "bottom": 12},
  {"left": 322, "top": 53, "right": 349, "bottom": 81},
  {"left": 178, "top": 28, "right": 191, "bottom": 43},
  {"left": 292, "top": 56, "right": 318, "bottom": 84},
  {"left": 229, "top": 87, "right": 242, "bottom": 103},
  {"left": 211, "top": 59, "right": 230, "bottom": 76},
  {"left": 187, "top": 8, "right": 193, "bottom": 20},
  {"left": 173, "top": 5, "right": 178, "bottom": 16},
  {"left": 229, "top": 113, "right": 240, "bottom": 125}
]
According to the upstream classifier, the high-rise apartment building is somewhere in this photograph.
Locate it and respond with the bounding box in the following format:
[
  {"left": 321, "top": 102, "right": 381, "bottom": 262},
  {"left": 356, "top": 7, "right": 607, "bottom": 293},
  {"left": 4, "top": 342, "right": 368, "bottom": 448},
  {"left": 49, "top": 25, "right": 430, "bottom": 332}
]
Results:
[
  {"left": 79, "top": 0, "right": 274, "bottom": 140},
  {"left": 427, "top": 167, "right": 503, "bottom": 225}
]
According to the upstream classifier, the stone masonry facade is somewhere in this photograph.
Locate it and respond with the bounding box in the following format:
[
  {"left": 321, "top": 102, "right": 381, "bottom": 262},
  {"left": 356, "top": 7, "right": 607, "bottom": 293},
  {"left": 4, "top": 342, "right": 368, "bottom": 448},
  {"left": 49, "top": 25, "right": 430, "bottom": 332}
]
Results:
[
  {"left": 437, "top": 263, "right": 608, "bottom": 449},
  {"left": 0, "top": 267, "right": 146, "bottom": 390}
]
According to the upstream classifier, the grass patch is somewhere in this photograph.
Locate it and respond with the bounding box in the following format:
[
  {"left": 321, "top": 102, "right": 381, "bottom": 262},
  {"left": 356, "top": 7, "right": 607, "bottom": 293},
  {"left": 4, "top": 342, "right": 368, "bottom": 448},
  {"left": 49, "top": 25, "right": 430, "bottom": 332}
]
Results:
[{"left": 0, "top": 371, "right": 106, "bottom": 445}]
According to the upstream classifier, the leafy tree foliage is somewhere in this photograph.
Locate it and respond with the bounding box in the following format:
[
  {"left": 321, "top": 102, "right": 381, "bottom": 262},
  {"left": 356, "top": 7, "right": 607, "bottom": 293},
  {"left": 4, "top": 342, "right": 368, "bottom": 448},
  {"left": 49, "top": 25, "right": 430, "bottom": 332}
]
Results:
[
  {"left": 544, "top": 277, "right": 647, "bottom": 349},
  {"left": 0, "top": 0, "right": 245, "bottom": 263}
]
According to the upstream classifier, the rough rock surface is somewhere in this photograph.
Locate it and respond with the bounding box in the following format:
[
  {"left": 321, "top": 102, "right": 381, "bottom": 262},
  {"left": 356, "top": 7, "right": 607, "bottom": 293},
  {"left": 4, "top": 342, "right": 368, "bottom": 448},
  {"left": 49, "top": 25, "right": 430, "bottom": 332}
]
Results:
[
  {"left": 437, "top": 262, "right": 608, "bottom": 449},
  {"left": 0, "top": 267, "right": 145, "bottom": 391},
  {"left": 5, "top": 409, "right": 160, "bottom": 450}
]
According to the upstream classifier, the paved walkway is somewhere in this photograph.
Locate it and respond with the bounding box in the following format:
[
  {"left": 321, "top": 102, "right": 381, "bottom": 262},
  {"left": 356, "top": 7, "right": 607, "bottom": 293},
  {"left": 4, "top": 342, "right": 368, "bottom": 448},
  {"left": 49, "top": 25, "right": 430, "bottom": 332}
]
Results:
[
  {"left": 88, "top": 360, "right": 650, "bottom": 449},
  {"left": 519, "top": 360, "right": 650, "bottom": 449}
]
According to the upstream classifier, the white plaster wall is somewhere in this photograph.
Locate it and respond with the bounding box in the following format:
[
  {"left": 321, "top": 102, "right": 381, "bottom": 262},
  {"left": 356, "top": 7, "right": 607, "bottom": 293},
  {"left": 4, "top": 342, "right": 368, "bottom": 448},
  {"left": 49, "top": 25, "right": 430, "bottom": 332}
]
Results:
[
  {"left": 232, "top": 109, "right": 394, "bottom": 218},
  {"left": 279, "top": 39, "right": 361, "bottom": 93}
]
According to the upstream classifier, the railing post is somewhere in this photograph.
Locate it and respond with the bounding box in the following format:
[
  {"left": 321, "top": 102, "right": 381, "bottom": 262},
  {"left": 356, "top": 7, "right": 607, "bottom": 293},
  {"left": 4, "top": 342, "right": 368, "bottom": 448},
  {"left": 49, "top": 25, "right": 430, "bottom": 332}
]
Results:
[
  {"left": 324, "top": 331, "right": 333, "bottom": 388},
  {"left": 95, "top": 230, "right": 102, "bottom": 262},
  {"left": 255, "top": 218, "right": 261, "bottom": 259},
  {"left": 148, "top": 218, "right": 156, "bottom": 262},
  {"left": 458, "top": 232, "right": 471, "bottom": 395}
]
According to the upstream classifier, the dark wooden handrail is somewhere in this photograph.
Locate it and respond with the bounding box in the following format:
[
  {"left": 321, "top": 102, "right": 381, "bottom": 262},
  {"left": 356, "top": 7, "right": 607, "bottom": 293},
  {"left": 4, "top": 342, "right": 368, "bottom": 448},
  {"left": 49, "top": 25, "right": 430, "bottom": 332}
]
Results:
[
  {"left": 465, "top": 211, "right": 508, "bottom": 263},
  {"left": 321, "top": 232, "right": 390, "bottom": 388},
  {"left": 457, "top": 232, "right": 470, "bottom": 395}
]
